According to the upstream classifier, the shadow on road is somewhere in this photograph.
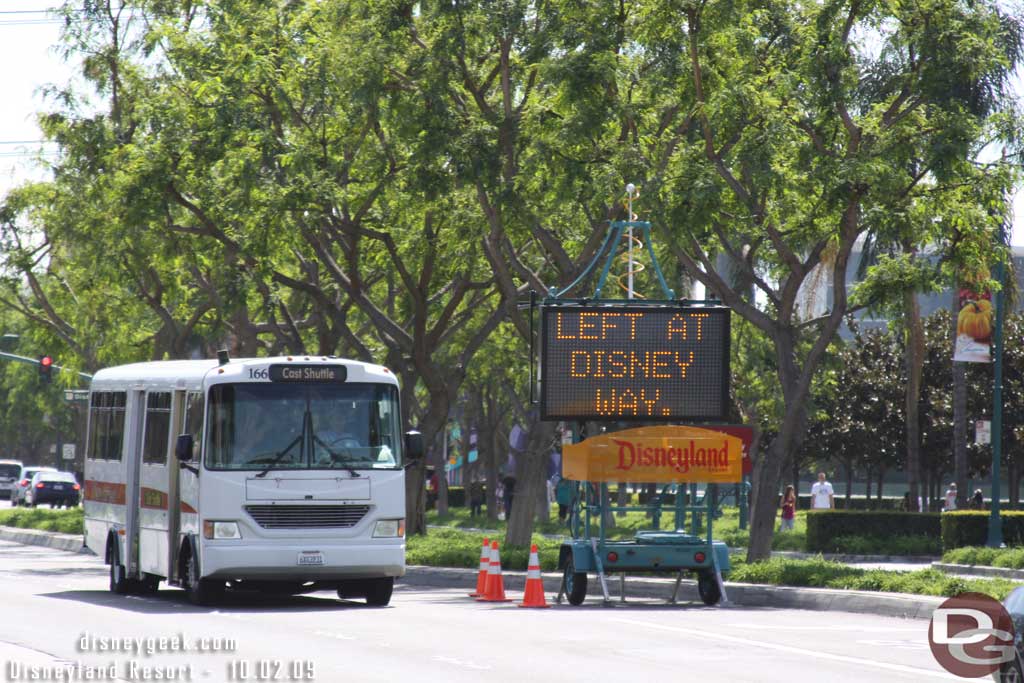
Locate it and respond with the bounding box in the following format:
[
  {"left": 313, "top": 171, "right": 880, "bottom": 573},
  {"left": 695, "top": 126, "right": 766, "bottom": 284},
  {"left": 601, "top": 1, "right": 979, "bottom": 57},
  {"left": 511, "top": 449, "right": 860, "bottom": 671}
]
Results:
[{"left": 40, "top": 589, "right": 391, "bottom": 615}]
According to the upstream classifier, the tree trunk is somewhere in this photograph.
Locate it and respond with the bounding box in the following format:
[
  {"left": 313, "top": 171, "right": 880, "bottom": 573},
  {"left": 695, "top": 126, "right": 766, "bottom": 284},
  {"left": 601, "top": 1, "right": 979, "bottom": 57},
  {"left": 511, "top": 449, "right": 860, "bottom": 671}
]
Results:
[
  {"left": 865, "top": 466, "right": 873, "bottom": 502},
  {"left": 877, "top": 465, "right": 885, "bottom": 504},
  {"left": 1008, "top": 456, "right": 1017, "bottom": 510},
  {"left": 845, "top": 458, "right": 853, "bottom": 502},
  {"left": 505, "top": 422, "right": 557, "bottom": 546},
  {"left": 486, "top": 428, "right": 502, "bottom": 523},
  {"left": 747, "top": 444, "right": 786, "bottom": 561},
  {"left": 436, "top": 443, "right": 450, "bottom": 517},
  {"left": 904, "top": 289, "right": 924, "bottom": 511},
  {"left": 746, "top": 333, "right": 810, "bottom": 562},
  {"left": 616, "top": 482, "right": 628, "bottom": 517}
]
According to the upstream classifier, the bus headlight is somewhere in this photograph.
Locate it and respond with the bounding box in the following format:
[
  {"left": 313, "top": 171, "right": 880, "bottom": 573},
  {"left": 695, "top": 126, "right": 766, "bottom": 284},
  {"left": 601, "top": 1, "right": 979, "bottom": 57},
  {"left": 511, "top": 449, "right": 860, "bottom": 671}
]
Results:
[
  {"left": 203, "top": 521, "right": 242, "bottom": 540},
  {"left": 373, "top": 519, "right": 404, "bottom": 538}
]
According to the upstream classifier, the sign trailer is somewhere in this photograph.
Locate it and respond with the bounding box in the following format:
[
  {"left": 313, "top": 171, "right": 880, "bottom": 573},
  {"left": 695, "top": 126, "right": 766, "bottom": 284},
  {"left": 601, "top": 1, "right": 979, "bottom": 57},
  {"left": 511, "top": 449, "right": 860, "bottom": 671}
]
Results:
[{"left": 531, "top": 188, "right": 744, "bottom": 607}]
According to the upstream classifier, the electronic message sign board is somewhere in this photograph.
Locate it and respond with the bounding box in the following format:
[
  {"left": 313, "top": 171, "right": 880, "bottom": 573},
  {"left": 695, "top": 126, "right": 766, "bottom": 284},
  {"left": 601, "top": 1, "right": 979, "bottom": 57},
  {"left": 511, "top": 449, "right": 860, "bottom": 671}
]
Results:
[{"left": 540, "top": 304, "right": 730, "bottom": 421}]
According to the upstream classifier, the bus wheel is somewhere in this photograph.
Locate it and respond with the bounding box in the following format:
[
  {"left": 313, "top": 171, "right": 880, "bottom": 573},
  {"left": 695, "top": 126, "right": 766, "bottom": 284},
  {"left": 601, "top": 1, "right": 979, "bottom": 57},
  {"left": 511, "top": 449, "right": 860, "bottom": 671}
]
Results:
[
  {"left": 185, "top": 552, "right": 221, "bottom": 606},
  {"left": 108, "top": 547, "right": 130, "bottom": 595},
  {"left": 697, "top": 570, "right": 722, "bottom": 606},
  {"left": 363, "top": 578, "right": 393, "bottom": 607},
  {"left": 563, "top": 555, "right": 587, "bottom": 606},
  {"left": 138, "top": 574, "right": 160, "bottom": 595}
]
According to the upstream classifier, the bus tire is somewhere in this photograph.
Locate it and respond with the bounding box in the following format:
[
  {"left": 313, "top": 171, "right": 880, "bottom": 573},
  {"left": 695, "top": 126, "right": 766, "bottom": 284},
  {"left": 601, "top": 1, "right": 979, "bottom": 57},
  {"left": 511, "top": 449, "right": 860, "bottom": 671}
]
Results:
[
  {"left": 138, "top": 574, "right": 160, "bottom": 595},
  {"left": 697, "top": 570, "right": 722, "bottom": 606},
  {"left": 363, "top": 577, "right": 393, "bottom": 607},
  {"left": 564, "top": 555, "right": 587, "bottom": 606},
  {"left": 185, "top": 550, "right": 221, "bottom": 606},
  {"left": 108, "top": 544, "right": 130, "bottom": 595}
]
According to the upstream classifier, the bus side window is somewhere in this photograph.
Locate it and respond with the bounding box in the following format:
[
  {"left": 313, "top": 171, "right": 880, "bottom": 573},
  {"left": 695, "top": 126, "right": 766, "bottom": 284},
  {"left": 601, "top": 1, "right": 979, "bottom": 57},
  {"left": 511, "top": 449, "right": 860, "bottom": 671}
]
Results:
[
  {"left": 87, "top": 392, "right": 107, "bottom": 460},
  {"left": 143, "top": 392, "right": 171, "bottom": 465},
  {"left": 107, "top": 392, "right": 127, "bottom": 461}
]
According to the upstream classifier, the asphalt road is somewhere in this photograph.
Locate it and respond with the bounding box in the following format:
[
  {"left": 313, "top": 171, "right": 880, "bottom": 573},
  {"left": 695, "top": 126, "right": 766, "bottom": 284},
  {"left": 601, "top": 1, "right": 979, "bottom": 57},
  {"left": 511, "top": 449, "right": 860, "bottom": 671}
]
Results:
[{"left": 0, "top": 536, "right": 967, "bottom": 683}]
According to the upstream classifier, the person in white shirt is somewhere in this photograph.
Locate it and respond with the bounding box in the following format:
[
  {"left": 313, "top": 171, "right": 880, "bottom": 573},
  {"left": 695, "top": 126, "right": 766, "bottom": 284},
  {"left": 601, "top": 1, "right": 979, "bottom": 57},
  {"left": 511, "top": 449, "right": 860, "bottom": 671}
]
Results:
[
  {"left": 810, "top": 472, "right": 834, "bottom": 509},
  {"left": 944, "top": 483, "right": 958, "bottom": 511}
]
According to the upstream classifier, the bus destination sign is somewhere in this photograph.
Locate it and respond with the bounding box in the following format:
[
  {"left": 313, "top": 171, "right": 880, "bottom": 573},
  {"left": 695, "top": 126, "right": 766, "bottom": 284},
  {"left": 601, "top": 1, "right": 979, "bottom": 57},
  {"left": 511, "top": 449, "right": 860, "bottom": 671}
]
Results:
[
  {"left": 269, "top": 364, "right": 347, "bottom": 383},
  {"left": 540, "top": 304, "right": 730, "bottom": 421}
]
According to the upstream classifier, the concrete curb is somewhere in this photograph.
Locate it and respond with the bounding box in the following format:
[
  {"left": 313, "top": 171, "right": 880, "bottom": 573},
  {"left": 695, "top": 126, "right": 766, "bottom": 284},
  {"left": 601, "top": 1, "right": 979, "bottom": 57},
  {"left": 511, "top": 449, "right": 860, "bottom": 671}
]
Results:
[
  {"left": 0, "top": 525, "right": 87, "bottom": 553},
  {"left": 0, "top": 526, "right": 944, "bottom": 619},
  {"left": 932, "top": 562, "right": 1024, "bottom": 580},
  {"left": 401, "top": 565, "right": 944, "bottom": 620}
]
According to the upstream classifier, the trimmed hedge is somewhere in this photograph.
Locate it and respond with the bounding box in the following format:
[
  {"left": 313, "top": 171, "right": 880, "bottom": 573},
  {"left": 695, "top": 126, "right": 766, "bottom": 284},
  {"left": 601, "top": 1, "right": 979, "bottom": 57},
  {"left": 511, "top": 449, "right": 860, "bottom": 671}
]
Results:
[
  {"left": 796, "top": 496, "right": 902, "bottom": 511},
  {"left": 805, "top": 510, "right": 941, "bottom": 553},
  {"left": 941, "top": 511, "right": 1024, "bottom": 550}
]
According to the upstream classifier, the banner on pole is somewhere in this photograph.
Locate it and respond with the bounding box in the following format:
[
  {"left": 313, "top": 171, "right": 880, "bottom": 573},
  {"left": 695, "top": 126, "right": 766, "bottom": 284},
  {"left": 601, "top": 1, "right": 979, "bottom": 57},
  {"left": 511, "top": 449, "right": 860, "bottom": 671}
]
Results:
[{"left": 954, "top": 278, "right": 993, "bottom": 363}]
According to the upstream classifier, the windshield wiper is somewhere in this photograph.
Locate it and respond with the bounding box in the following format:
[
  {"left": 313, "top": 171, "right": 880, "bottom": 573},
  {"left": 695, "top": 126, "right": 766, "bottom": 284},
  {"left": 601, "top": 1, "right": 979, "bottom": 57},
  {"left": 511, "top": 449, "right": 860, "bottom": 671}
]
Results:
[
  {"left": 310, "top": 433, "right": 361, "bottom": 478},
  {"left": 254, "top": 432, "right": 304, "bottom": 478}
]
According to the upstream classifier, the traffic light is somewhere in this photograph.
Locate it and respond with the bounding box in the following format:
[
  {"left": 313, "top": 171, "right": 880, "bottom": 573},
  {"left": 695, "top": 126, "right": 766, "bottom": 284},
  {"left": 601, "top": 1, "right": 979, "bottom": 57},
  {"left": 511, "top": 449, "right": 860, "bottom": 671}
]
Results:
[{"left": 38, "top": 355, "right": 53, "bottom": 383}]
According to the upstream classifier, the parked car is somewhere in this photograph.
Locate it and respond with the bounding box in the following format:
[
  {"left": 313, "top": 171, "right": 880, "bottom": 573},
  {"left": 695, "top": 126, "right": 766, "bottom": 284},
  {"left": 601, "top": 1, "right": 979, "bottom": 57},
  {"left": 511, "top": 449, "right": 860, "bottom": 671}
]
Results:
[
  {"left": 10, "top": 466, "right": 57, "bottom": 506},
  {"left": 0, "top": 459, "right": 23, "bottom": 501},
  {"left": 24, "top": 471, "right": 80, "bottom": 508}
]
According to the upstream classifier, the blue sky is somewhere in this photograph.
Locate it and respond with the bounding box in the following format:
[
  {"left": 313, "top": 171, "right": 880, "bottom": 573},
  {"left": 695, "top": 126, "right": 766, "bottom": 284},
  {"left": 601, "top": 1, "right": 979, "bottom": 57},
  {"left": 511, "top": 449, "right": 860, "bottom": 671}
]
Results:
[{"left": 1, "top": 1, "right": 1021, "bottom": 245}]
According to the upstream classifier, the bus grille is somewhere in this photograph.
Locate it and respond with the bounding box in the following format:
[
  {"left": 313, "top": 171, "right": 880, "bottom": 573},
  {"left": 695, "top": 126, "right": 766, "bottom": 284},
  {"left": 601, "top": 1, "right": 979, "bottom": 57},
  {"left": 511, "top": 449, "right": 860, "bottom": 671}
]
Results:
[{"left": 244, "top": 505, "right": 370, "bottom": 529}]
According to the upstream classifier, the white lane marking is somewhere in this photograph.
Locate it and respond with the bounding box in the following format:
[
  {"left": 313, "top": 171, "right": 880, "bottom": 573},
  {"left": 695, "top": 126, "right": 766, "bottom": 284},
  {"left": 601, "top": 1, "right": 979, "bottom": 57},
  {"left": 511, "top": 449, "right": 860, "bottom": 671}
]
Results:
[
  {"left": 432, "top": 655, "right": 491, "bottom": 671},
  {"left": 613, "top": 618, "right": 961, "bottom": 681},
  {"left": 857, "top": 639, "right": 931, "bottom": 651},
  {"left": 726, "top": 623, "right": 923, "bottom": 633},
  {"left": 314, "top": 630, "right": 355, "bottom": 641}
]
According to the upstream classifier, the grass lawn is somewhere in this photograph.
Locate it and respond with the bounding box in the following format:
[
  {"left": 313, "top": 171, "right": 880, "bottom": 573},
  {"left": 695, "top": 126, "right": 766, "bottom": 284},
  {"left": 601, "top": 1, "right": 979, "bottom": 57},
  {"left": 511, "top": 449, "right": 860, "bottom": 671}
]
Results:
[
  {"left": 943, "top": 546, "right": 1024, "bottom": 569},
  {"left": 0, "top": 507, "right": 83, "bottom": 534}
]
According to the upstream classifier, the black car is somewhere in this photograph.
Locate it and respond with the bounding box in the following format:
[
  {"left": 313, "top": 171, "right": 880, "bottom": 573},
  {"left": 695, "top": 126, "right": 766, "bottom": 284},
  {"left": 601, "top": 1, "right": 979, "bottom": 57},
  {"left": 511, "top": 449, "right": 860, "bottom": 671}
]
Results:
[
  {"left": 995, "top": 586, "right": 1024, "bottom": 682},
  {"left": 24, "top": 471, "right": 80, "bottom": 508}
]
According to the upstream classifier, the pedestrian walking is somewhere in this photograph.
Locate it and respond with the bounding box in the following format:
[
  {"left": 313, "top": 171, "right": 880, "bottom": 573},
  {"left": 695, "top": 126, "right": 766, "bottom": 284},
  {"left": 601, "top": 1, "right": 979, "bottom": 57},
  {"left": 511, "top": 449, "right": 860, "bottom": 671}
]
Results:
[
  {"left": 810, "top": 472, "right": 834, "bottom": 510},
  {"left": 944, "top": 483, "right": 958, "bottom": 511},
  {"left": 779, "top": 485, "right": 796, "bottom": 531},
  {"left": 971, "top": 489, "right": 984, "bottom": 510}
]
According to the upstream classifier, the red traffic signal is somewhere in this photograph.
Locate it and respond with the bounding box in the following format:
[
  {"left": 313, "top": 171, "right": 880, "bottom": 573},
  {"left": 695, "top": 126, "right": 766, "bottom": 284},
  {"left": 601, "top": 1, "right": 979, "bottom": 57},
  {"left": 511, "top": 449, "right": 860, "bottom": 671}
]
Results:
[{"left": 38, "top": 355, "right": 54, "bottom": 383}]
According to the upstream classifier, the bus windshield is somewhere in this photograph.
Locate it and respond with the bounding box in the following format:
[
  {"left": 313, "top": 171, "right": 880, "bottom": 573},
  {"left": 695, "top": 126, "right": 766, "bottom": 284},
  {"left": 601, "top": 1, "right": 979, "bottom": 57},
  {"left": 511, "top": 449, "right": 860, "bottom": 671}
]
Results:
[{"left": 205, "top": 383, "right": 402, "bottom": 472}]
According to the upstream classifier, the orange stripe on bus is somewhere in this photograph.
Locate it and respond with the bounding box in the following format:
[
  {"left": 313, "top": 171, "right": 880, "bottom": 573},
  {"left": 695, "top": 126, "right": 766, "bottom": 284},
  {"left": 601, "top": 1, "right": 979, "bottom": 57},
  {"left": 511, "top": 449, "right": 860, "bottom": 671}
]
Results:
[{"left": 83, "top": 480, "right": 127, "bottom": 505}]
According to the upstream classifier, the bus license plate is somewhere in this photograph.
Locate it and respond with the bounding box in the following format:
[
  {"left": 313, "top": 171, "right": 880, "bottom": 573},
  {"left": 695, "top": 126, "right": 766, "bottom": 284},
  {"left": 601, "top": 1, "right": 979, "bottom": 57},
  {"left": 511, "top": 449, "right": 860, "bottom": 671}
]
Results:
[{"left": 298, "top": 551, "right": 324, "bottom": 566}]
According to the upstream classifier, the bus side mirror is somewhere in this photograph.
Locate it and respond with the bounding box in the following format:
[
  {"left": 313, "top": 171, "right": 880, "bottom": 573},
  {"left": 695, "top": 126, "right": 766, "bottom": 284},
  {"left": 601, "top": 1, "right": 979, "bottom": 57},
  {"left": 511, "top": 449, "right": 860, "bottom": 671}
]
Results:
[
  {"left": 176, "top": 434, "right": 194, "bottom": 462},
  {"left": 404, "top": 431, "right": 424, "bottom": 461}
]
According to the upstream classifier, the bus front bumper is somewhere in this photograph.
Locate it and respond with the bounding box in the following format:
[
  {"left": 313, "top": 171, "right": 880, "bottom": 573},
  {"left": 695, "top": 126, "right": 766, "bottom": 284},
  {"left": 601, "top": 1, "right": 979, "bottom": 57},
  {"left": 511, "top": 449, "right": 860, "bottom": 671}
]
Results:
[{"left": 201, "top": 541, "right": 405, "bottom": 581}]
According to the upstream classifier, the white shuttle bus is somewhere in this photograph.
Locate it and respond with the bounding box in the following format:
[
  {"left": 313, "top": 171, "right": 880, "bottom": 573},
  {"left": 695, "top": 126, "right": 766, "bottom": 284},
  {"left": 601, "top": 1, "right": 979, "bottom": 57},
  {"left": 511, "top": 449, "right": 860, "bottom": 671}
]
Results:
[{"left": 84, "top": 354, "right": 422, "bottom": 606}]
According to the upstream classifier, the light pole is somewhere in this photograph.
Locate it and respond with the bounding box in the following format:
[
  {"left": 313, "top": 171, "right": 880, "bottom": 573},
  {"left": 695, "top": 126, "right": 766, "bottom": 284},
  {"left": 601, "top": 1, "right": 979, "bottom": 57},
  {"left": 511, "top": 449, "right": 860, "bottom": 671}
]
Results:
[{"left": 986, "top": 219, "right": 1009, "bottom": 548}]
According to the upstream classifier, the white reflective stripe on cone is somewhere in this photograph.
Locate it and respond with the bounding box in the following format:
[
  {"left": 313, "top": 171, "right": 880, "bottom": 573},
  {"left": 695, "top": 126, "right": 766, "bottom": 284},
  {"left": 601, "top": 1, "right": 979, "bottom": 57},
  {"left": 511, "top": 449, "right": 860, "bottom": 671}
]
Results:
[{"left": 527, "top": 568, "right": 541, "bottom": 579}]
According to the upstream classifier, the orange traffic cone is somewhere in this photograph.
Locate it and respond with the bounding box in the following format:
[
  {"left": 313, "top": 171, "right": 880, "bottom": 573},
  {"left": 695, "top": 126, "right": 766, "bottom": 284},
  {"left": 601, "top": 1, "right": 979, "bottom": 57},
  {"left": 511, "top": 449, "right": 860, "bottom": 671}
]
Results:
[
  {"left": 476, "top": 541, "right": 511, "bottom": 602},
  {"left": 518, "top": 544, "right": 550, "bottom": 608},
  {"left": 469, "top": 537, "right": 490, "bottom": 597}
]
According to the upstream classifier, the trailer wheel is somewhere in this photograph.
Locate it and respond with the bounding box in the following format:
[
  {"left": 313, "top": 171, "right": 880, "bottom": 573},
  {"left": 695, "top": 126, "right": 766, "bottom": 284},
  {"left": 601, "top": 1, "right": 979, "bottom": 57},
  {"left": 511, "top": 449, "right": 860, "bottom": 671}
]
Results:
[
  {"left": 563, "top": 555, "right": 587, "bottom": 606},
  {"left": 363, "top": 578, "right": 394, "bottom": 607},
  {"left": 184, "top": 550, "right": 221, "bottom": 606},
  {"left": 697, "top": 570, "right": 722, "bottom": 606}
]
